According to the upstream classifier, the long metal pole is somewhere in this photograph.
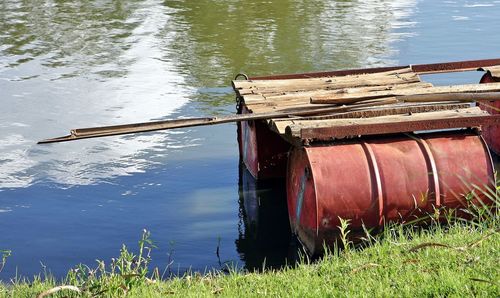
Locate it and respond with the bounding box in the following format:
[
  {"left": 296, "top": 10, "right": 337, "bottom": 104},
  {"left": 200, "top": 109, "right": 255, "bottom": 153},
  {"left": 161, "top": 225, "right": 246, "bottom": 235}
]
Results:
[
  {"left": 37, "top": 99, "right": 397, "bottom": 144},
  {"left": 38, "top": 92, "right": 500, "bottom": 144}
]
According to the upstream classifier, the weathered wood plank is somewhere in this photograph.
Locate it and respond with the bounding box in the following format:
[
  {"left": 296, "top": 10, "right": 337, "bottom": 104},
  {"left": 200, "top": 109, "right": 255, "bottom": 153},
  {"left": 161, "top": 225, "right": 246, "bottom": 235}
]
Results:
[
  {"left": 270, "top": 103, "right": 471, "bottom": 135},
  {"left": 246, "top": 96, "right": 393, "bottom": 114},
  {"left": 232, "top": 67, "right": 415, "bottom": 91},
  {"left": 248, "top": 103, "right": 334, "bottom": 114},
  {"left": 293, "top": 114, "right": 500, "bottom": 143},
  {"left": 284, "top": 107, "right": 487, "bottom": 139},
  {"left": 294, "top": 107, "right": 485, "bottom": 129},
  {"left": 261, "top": 82, "right": 432, "bottom": 102},
  {"left": 244, "top": 82, "right": 433, "bottom": 114},
  {"left": 235, "top": 71, "right": 421, "bottom": 96},
  {"left": 242, "top": 82, "right": 434, "bottom": 113},
  {"left": 242, "top": 94, "right": 266, "bottom": 102},
  {"left": 310, "top": 82, "right": 500, "bottom": 104}
]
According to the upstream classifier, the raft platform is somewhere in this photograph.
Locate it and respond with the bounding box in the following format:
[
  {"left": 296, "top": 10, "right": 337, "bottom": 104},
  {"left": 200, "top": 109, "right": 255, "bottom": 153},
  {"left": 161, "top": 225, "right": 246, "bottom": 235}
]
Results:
[{"left": 232, "top": 59, "right": 500, "bottom": 255}]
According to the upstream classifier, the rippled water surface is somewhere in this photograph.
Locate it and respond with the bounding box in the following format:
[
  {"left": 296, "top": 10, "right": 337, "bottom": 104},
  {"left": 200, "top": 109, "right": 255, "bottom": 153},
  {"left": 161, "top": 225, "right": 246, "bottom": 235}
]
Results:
[{"left": 1, "top": 0, "right": 500, "bottom": 279}]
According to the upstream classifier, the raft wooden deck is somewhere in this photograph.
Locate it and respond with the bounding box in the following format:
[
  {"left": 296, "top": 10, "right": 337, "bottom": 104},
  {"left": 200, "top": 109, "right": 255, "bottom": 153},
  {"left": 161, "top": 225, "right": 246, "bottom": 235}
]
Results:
[{"left": 233, "top": 66, "right": 500, "bottom": 146}]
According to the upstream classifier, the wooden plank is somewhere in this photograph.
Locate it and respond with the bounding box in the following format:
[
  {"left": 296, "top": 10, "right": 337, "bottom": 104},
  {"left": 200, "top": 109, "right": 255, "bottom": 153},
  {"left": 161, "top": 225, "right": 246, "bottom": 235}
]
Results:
[
  {"left": 248, "top": 103, "right": 333, "bottom": 114},
  {"left": 291, "top": 113, "right": 500, "bottom": 143},
  {"left": 244, "top": 82, "right": 432, "bottom": 114},
  {"left": 258, "top": 82, "right": 431, "bottom": 102},
  {"left": 284, "top": 107, "right": 491, "bottom": 140},
  {"left": 233, "top": 67, "right": 415, "bottom": 90},
  {"left": 292, "top": 107, "right": 485, "bottom": 129},
  {"left": 310, "top": 82, "right": 500, "bottom": 104},
  {"left": 235, "top": 71, "right": 421, "bottom": 96},
  {"left": 242, "top": 94, "right": 266, "bottom": 102},
  {"left": 270, "top": 103, "right": 471, "bottom": 135},
  {"left": 256, "top": 98, "right": 400, "bottom": 117},
  {"left": 242, "top": 82, "right": 434, "bottom": 113},
  {"left": 245, "top": 94, "right": 401, "bottom": 114}
]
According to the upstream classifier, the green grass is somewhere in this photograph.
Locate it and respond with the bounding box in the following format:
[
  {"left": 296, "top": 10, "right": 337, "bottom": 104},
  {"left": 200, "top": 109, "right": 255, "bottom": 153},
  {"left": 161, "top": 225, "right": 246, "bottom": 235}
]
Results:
[{"left": 1, "top": 182, "right": 498, "bottom": 297}]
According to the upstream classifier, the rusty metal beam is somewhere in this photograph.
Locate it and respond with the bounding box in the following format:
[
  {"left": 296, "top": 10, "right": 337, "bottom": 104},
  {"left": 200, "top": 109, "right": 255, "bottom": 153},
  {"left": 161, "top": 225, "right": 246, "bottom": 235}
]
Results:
[
  {"left": 412, "top": 58, "right": 500, "bottom": 74},
  {"left": 293, "top": 115, "right": 500, "bottom": 142},
  {"left": 249, "top": 58, "right": 500, "bottom": 80}
]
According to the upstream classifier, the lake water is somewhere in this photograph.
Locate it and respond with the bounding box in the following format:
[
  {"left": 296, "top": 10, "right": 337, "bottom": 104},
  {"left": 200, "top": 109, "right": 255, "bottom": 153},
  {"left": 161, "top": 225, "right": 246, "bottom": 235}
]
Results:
[{"left": 1, "top": 0, "right": 500, "bottom": 280}]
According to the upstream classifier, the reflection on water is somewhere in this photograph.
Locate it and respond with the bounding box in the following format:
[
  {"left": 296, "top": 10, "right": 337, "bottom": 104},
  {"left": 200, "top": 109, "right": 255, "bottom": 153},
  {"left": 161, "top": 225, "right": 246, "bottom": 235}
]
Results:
[
  {"left": 0, "top": 1, "right": 140, "bottom": 74},
  {"left": 0, "top": 0, "right": 420, "bottom": 189},
  {"left": 166, "top": 0, "right": 418, "bottom": 90},
  {"left": 0, "top": 0, "right": 191, "bottom": 187},
  {"left": 2, "top": 0, "right": 499, "bottom": 280},
  {"left": 236, "top": 165, "right": 294, "bottom": 271}
]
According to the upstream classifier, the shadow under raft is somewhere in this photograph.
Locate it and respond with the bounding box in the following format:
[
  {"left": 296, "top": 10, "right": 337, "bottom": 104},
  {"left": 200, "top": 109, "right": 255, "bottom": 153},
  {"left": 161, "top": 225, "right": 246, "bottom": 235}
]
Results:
[{"left": 233, "top": 59, "right": 500, "bottom": 255}]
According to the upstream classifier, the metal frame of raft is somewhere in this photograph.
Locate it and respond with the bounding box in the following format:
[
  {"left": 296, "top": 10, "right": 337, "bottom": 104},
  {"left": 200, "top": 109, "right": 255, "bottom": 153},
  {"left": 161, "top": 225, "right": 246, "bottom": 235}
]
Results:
[{"left": 233, "top": 59, "right": 500, "bottom": 255}]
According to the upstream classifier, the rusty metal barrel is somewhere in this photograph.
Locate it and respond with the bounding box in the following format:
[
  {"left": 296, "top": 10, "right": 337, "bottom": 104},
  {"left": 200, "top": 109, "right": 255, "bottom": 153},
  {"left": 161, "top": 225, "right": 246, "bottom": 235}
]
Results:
[
  {"left": 479, "top": 71, "right": 500, "bottom": 155},
  {"left": 287, "top": 132, "right": 494, "bottom": 255}
]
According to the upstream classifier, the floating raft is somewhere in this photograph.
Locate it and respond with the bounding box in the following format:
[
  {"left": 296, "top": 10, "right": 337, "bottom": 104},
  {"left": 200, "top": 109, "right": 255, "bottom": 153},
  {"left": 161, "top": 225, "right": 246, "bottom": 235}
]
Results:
[{"left": 233, "top": 60, "right": 500, "bottom": 255}]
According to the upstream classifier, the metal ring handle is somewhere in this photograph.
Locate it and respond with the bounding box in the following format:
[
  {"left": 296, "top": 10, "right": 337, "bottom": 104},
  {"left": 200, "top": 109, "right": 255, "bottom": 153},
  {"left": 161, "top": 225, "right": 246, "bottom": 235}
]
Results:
[{"left": 234, "top": 73, "right": 249, "bottom": 80}]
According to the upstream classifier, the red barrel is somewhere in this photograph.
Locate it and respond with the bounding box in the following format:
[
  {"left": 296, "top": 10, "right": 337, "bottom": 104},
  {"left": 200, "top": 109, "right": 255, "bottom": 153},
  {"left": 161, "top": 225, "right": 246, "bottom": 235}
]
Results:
[
  {"left": 238, "top": 106, "right": 291, "bottom": 179},
  {"left": 479, "top": 72, "right": 500, "bottom": 155},
  {"left": 287, "top": 132, "right": 494, "bottom": 255}
]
